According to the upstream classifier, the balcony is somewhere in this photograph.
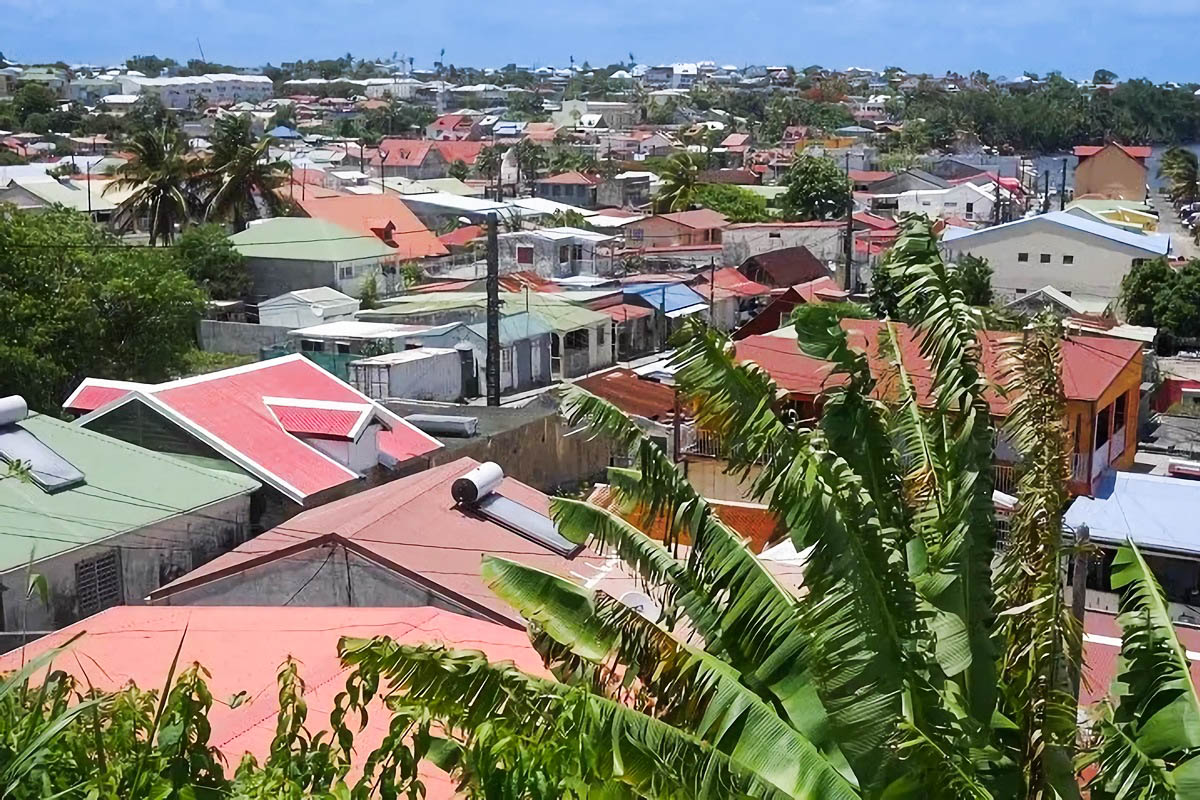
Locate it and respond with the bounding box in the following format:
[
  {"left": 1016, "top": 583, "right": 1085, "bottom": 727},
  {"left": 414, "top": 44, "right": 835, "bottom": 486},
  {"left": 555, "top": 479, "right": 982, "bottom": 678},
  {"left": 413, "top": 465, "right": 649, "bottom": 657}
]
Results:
[{"left": 993, "top": 463, "right": 1017, "bottom": 495}]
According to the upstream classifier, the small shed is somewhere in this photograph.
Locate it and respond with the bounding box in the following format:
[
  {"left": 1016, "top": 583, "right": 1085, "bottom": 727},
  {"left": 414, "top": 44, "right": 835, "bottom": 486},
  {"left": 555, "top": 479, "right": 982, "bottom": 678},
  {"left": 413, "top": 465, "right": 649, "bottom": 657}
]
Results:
[{"left": 349, "top": 347, "right": 466, "bottom": 402}]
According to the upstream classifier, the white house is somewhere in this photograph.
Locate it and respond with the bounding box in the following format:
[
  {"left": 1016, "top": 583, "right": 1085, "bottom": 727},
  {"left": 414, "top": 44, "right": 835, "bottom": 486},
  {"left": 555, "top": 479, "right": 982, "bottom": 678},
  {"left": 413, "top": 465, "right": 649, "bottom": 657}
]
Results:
[
  {"left": 258, "top": 287, "right": 360, "bottom": 329},
  {"left": 941, "top": 211, "right": 1172, "bottom": 302},
  {"left": 118, "top": 73, "right": 273, "bottom": 109},
  {"left": 873, "top": 182, "right": 996, "bottom": 222}
]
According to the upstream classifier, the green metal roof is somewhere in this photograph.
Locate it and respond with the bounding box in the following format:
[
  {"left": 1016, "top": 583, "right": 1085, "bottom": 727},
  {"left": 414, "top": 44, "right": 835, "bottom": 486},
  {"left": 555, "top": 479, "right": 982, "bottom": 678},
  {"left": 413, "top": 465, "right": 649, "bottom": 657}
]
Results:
[
  {"left": 229, "top": 218, "right": 397, "bottom": 262},
  {"left": 361, "top": 291, "right": 610, "bottom": 334},
  {"left": 467, "top": 311, "right": 553, "bottom": 345},
  {"left": 0, "top": 415, "right": 260, "bottom": 573},
  {"left": 1065, "top": 198, "right": 1155, "bottom": 215}
]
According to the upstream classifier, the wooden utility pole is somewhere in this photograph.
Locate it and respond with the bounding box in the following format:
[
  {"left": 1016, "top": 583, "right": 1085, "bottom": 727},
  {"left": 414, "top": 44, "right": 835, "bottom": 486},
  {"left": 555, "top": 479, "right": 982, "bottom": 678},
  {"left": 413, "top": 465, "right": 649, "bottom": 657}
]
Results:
[
  {"left": 843, "top": 151, "right": 854, "bottom": 291},
  {"left": 1043, "top": 170, "right": 1050, "bottom": 213},
  {"left": 485, "top": 212, "right": 501, "bottom": 407}
]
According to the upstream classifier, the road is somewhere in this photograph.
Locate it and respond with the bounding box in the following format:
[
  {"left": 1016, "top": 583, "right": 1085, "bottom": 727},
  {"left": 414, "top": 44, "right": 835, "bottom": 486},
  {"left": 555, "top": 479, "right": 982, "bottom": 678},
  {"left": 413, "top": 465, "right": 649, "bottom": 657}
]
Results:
[{"left": 1153, "top": 189, "right": 1198, "bottom": 261}]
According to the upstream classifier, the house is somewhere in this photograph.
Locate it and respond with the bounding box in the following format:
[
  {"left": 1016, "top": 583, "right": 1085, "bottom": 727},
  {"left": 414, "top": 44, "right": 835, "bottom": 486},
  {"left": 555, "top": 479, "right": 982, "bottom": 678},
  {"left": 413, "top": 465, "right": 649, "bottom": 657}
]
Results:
[
  {"left": 1003, "top": 285, "right": 1112, "bottom": 318},
  {"left": 229, "top": 218, "right": 402, "bottom": 300},
  {"left": 941, "top": 211, "right": 1172, "bottom": 302},
  {"left": 1066, "top": 471, "right": 1200, "bottom": 625},
  {"left": 0, "top": 605, "right": 544, "bottom": 800},
  {"left": 287, "top": 320, "right": 438, "bottom": 357},
  {"left": 623, "top": 282, "right": 711, "bottom": 344},
  {"left": 719, "top": 132, "right": 752, "bottom": 160},
  {"left": 1073, "top": 143, "right": 1150, "bottom": 201},
  {"left": 552, "top": 99, "right": 638, "bottom": 131},
  {"left": 118, "top": 73, "right": 273, "bottom": 109},
  {"left": 534, "top": 171, "right": 601, "bottom": 208},
  {"left": 872, "top": 182, "right": 996, "bottom": 222},
  {"left": 725, "top": 222, "right": 844, "bottom": 270},
  {"left": 499, "top": 227, "right": 618, "bottom": 277},
  {"left": 692, "top": 267, "right": 773, "bottom": 331},
  {"left": 425, "top": 113, "right": 480, "bottom": 141},
  {"left": 0, "top": 399, "right": 259, "bottom": 632},
  {"left": 0, "top": 176, "right": 117, "bottom": 222},
  {"left": 358, "top": 292, "right": 613, "bottom": 379},
  {"left": 291, "top": 193, "right": 448, "bottom": 271},
  {"left": 574, "top": 368, "right": 686, "bottom": 458},
  {"left": 1064, "top": 198, "right": 1159, "bottom": 232},
  {"left": 146, "top": 458, "right": 639, "bottom": 626},
  {"left": 348, "top": 347, "right": 466, "bottom": 402},
  {"left": 584, "top": 295, "right": 659, "bottom": 360},
  {"left": 625, "top": 209, "right": 728, "bottom": 248},
  {"left": 367, "top": 140, "right": 447, "bottom": 180},
  {"left": 865, "top": 168, "right": 949, "bottom": 196},
  {"left": 733, "top": 320, "right": 1143, "bottom": 496},
  {"left": 733, "top": 276, "right": 849, "bottom": 339},
  {"left": 595, "top": 174, "right": 652, "bottom": 209},
  {"left": 697, "top": 169, "right": 761, "bottom": 185},
  {"left": 62, "top": 356, "right": 442, "bottom": 527},
  {"left": 257, "top": 287, "right": 360, "bottom": 329}
]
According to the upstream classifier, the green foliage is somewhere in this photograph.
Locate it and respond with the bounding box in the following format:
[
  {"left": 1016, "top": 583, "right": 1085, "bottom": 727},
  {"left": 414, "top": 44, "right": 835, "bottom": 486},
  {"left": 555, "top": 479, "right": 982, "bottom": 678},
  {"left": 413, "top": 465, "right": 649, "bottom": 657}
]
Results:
[
  {"left": 1120, "top": 258, "right": 1200, "bottom": 336},
  {"left": 359, "top": 273, "right": 380, "bottom": 310},
  {"left": 654, "top": 152, "right": 701, "bottom": 213},
  {"left": 956, "top": 254, "right": 994, "bottom": 306},
  {"left": 779, "top": 155, "right": 849, "bottom": 221},
  {"left": 476, "top": 144, "right": 504, "bottom": 181},
  {"left": 126, "top": 54, "right": 179, "bottom": 77},
  {"left": 760, "top": 96, "right": 855, "bottom": 142},
  {"left": 178, "top": 349, "right": 254, "bottom": 377},
  {"left": 0, "top": 205, "right": 206, "bottom": 413},
  {"left": 11, "top": 84, "right": 57, "bottom": 125},
  {"left": 447, "top": 159, "right": 470, "bottom": 181},
  {"left": 203, "top": 115, "right": 291, "bottom": 231},
  {"left": 693, "top": 183, "right": 772, "bottom": 223},
  {"left": 175, "top": 223, "right": 250, "bottom": 300},
  {"left": 790, "top": 301, "right": 873, "bottom": 331},
  {"left": 107, "top": 124, "right": 203, "bottom": 245}
]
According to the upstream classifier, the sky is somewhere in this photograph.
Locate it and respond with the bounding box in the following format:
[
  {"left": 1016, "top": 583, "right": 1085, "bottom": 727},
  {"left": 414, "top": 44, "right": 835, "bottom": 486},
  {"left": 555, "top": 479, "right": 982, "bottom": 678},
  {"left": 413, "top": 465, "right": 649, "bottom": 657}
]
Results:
[{"left": 4, "top": 0, "right": 1198, "bottom": 84}]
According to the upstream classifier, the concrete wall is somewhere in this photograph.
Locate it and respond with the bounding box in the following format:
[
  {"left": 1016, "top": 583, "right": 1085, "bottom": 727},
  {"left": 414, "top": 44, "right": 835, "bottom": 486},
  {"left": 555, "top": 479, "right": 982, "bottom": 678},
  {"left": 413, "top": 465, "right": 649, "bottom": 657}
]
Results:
[
  {"left": 0, "top": 495, "right": 252, "bottom": 631},
  {"left": 942, "top": 223, "right": 1155, "bottom": 302},
  {"left": 197, "top": 320, "right": 292, "bottom": 355},
  {"left": 151, "top": 543, "right": 490, "bottom": 618},
  {"left": 722, "top": 226, "right": 844, "bottom": 265},
  {"left": 244, "top": 256, "right": 385, "bottom": 301}
]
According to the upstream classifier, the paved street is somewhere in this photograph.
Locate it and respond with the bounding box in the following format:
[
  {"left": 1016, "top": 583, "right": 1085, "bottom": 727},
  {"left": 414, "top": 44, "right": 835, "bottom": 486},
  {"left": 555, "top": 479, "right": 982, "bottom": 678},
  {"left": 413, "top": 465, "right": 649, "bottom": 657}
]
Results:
[{"left": 1154, "top": 189, "right": 1198, "bottom": 260}]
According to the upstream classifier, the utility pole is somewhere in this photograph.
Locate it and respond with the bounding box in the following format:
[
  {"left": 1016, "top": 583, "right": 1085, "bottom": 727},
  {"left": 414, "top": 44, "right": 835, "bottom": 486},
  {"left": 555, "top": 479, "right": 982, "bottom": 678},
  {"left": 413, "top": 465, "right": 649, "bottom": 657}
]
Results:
[
  {"left": 1068, "top": 523, "right": 1091, "bottom": 701},
  {"left": 707, "top": 257, "right": 715, "bottom": 320},
  {"left": 485, "top": 212, "right": 501, "bottom": 407},
  {"left": 1043, "top": 170, "right": 1050, "bottom": 214},
  {"left": 1060, "top": 159, "right": 1068, "bottom": 211},
  {"left": 843, "top": 151, "right": 854, "bottom": 291}
]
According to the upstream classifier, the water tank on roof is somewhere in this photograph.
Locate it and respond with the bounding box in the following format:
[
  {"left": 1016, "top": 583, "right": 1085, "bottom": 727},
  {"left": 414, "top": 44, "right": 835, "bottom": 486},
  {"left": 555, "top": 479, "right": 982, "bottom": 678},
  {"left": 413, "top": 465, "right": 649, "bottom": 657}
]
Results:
[{"left": 451, "top": 461, "right": 504, "bottom": 504}]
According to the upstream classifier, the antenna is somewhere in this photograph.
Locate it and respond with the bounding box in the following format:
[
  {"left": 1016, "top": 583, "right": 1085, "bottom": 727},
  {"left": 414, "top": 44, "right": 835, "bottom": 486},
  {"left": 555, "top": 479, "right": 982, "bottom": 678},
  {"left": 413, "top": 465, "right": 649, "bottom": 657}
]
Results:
[{"left": 196, "top": 37, "right": 207, "bottom": 63}]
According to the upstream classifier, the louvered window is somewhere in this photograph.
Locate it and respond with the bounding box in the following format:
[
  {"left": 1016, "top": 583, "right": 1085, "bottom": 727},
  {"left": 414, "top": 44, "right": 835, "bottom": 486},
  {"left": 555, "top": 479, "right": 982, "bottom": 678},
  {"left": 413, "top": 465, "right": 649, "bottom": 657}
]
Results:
[{"left": 75, "top": 550, "right": 123, "bottom": 617}]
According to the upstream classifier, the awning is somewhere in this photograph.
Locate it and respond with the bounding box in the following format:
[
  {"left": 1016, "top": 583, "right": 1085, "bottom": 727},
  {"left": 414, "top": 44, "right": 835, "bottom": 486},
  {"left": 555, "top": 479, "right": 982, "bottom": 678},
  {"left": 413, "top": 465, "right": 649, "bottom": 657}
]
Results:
[{"left": 666, "top": 303, "right": 710, "bottom": 319}]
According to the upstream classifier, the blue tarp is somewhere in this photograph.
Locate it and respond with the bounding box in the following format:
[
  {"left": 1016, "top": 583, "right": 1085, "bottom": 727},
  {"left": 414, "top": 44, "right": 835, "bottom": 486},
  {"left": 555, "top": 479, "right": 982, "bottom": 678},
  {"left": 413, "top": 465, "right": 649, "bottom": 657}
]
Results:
[
  {"left": 267, "top": 126, "right": 302, "bottom": 139},
  {"left": 1064, "top": 470, "right": 1200, "bottom": 556},
  {"left": 623, "top": 283, "right": 707, "bottom": 316}
]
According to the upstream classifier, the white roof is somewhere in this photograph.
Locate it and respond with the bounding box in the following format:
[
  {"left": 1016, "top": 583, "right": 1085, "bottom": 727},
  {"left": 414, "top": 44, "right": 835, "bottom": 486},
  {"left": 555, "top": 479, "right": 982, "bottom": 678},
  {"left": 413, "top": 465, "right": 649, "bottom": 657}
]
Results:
[
  {"left": 587, "top": 213, "right": 646, "bottom": 228},
  {"left": 942, "top": 211, "right": 1171, "bottom": 255},
  {"left": 509, "top": 197, "right": 595, "bottom": 217},
  {"left": 352, "top": 347, "right": 459, "bottom": 365},
  {"left": 262, "top": 286, "right": 358, "bottom": 309},
  {"left": 400, "top": 191, "right": 515, "bottom": 215},
  {"left": 329, "top": 170, "right": 369, "bottom": 180},
  {"left": 289, "top": 321, "right": 429, "bottom": 339}
]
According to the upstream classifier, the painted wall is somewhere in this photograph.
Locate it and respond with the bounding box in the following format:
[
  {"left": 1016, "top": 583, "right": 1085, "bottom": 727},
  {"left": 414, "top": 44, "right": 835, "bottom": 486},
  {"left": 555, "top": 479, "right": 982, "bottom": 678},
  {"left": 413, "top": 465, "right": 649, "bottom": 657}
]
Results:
[
  {"left": 1075, "top": 147, "right": 1147, "bottom": 201},
  {"left": 722, "top": 226, "right": 843, "bottom": 266}
]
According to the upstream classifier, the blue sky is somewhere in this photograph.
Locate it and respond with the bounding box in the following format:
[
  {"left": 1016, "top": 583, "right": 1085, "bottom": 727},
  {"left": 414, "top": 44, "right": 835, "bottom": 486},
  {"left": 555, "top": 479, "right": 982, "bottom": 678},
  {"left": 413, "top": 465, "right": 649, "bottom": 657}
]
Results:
[{"left": 4, "top": 0, "right": 1197, "bottom": 83}]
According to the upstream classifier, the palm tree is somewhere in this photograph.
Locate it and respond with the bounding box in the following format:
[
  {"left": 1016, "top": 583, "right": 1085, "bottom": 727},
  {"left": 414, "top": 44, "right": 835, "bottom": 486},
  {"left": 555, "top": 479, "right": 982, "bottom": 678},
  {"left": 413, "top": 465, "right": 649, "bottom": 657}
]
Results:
[
  {"left": 336, "top": 215, "right": 1200, "bottom": 798},
  {"left": 203, "top": 115, "right": 291, "bottom": 232},
  {"left": 512, "top": 139, "right": 547, "bottom": 191},
  {"left": 654, "top": 151, "right": 701, "bottom": 212},
  {"left": 476, "top": 145, "right": 505, "bottom": 199},
  {"left": 106, "top": 125, "right": 201, "bottom": 245}
]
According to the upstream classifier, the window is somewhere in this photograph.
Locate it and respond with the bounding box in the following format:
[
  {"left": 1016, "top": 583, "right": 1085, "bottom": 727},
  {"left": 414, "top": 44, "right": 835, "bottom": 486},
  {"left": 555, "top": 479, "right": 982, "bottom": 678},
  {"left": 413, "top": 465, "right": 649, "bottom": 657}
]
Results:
[
  {"left": 338, "top": 265, "right": 354, "bottom": 280},
  {"left": 1015, "top": 288, "right": 1027, "bottom": 295},
  {"left": 516, "top": 246, "right": 534, "bottom": 265},
  {"left": 75, "top": 550, "right": 123, "bottom": 617},
  {"left": 966, "top": 202, "right": 974, "bottom": 214},
  {"left": 559, "top": 245, "right": 570, "bottom": 263},
  {"left": 1114, "top": 393, "right": 1127, "bottom": 432},
  {"left": 300, "top": 339, "right": 324, "bottom": 353},
  {"left": 1039, "top": 253, "right": 1051, "bottom": 264},
  {"left": 768, "top": 231, "right": 782, "bottom": 239},
  {"left": 1132, "top": 258, "right": 1147, "bottom": 268},
  {"left": 1063, "top": 255, "right": 1075, "bottom": 264},
  {"left": 571, "top": 244, "right": 583, "bottom": 261},
  {"left": 944, "top": 201, "right": 958, "bottom": 208},
  {"left": 500, "top": 347, "right": 513, "bottom": 375},
  {"left": 630, "top": 228, "right": 644, "bottom": 241},
  {"left": 597, "top": 324, "right": 606, "bottom": 346},
  {"left": 335, "top": 341, "right": 352, "bottom": 355},
  {"left": 564, "top": 329, "right": 589, "bottom": 350},
  {"left": 1017, "top": 252, "right": 1029, "bottom": 262}
]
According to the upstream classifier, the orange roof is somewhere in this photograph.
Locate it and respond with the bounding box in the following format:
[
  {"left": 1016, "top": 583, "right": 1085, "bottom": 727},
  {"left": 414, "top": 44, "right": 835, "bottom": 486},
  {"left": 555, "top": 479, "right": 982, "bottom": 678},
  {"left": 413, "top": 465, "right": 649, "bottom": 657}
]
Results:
[
  {"left": 431, "top": 139, "right": 486, "bottom": 165},
  {"left": 588, "top": 485, "right": 784, "bottom": 554},
  {"left": 294, "top": 193, "right": 448, "bottom": 259},
  {"left": 0, "top": 606, "right": 544, "bottom": 800},
  {"left": 848, "top": 169, "right": 895, "bottom": 184},
  {"left": 707, "top": 266, "right": 772, "bottom": 297},
  {"left": 736, "top": 319, "right": 1142, "bottom": 414},
  {"left": 793, "top": 276, "right": 849, "bottom": 303},
  {"left": 438, "top": 224, "right": 484, "bottom": 248},
  {"left": 1074, "top": 143, "right": 1152, "bottom": 160},
  {"left": 657, "top": 209, "right": 729, "bottom": 229},
  {"left": 575, "top": 367, "right": 677, "bottom": 420},
  {"left": 372, "top": 139, "right": 438, "bottom": 168},
  {"left": 538, "top": 170, "right": 600, "bottom": 185}
]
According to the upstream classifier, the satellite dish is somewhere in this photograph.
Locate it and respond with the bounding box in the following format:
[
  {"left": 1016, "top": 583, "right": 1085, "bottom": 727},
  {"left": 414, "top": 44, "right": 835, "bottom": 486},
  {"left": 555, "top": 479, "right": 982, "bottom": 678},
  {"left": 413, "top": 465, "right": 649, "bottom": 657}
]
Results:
[{"left": 619, "top": 591, "right": 661, "bottom": 623}]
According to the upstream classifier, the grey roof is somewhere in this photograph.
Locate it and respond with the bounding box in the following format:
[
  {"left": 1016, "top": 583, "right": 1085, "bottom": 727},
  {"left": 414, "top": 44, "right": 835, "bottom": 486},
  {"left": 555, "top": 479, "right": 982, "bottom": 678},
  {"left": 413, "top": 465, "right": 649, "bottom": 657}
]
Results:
[
  {"left": 466, "top": 312, "right": 552, "bottom": 345},
  {"left": 943, "top": 211, "right": 1171, "bottom": 255}
]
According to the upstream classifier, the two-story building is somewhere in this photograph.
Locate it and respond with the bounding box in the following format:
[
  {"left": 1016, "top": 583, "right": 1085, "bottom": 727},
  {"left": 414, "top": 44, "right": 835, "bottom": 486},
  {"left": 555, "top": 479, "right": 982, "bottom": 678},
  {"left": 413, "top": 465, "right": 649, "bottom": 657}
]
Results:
[
  {"left": 1073, "top": 143, "right": 1150, "bottom": 201},
  {"left": 499, "top": 227, "right": 618, "bottom": 277},
  {"left": 534, "top": 171, "right": 601, "bottom": 208}
]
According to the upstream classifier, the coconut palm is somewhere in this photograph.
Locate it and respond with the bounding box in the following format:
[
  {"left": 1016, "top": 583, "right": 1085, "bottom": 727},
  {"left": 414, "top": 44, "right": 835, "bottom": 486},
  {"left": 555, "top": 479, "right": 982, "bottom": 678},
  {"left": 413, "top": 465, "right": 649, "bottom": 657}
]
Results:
[
  {"left": 336, "top": 215, "right": 1200, "bottom": 798},
  {"left": 512, "top": 138, "right": 547, "bottom": 190},
  {"left": 654, "top": 151, "right": 701, "bottom": 212},
  {"left": 203, "top": 114, "right": 291, "bottom": 232},
  {"left": 106, "top": 125, "right": 202, "bottom": 245},
  {"left": 1159, "top": 146, "right": 1198, "bottom": 208}
]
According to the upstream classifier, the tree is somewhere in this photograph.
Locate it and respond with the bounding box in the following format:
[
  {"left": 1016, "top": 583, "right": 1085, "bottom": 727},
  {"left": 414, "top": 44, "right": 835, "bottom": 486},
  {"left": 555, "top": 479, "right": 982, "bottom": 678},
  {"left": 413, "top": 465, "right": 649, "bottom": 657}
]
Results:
[
  {"left": 956, "top": 254, "right": 994, "bottom": 306},
  {"left": 1155, "top": 261, "right": 1200, "bottom": 338},
  {"left": 1092, "top": 68, "right": 1118, "bottom": 85},
  {"left": 174, "top": 223, "right": 250, "bottom": 300},
  {"left": 447, "top": 159, "right": 470, "bottom": 181},
  {"left": 106, "top": 125, "right": 203, "bottom": 245},
  {"left": 512, "top": 138, "right": 547, "bottom": 188},
  {"left": 693, "top": 183, "right": 772, "bottom": 223},
  {"left": 779, "top": 154, "right": 849, "bottom": 221},
  {"left": 654, "top": 151, "right": 701, "bottom": 213},
  {"left": 476, "top": 144, "right": 505, "bottom": 188},
  {"left": 203, "top": 115, "right": 291, "bottom": 231},
  {"left": 1158, "top": 146, "right": 1199, "bottom": 210},
  {"left": 333, "top": 216, "right": 1200, "bottom": 797},
  {"left": 1120, "top": 256, "right": 1177, "bottom": 326},
  {"left": 359, "top": 273, "right": 380, "bottom": 310},
  {"left": 11, "top": 83, "right": 56, "bottom": 123},
  {"left": 0, "top": 207, "right": 205, "bottom": 413}
]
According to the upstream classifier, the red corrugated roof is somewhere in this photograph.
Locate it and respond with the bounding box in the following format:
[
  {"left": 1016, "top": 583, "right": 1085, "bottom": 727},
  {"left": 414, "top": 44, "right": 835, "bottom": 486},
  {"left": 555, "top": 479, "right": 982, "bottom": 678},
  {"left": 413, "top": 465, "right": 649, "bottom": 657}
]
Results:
[
  {"left": 1074, "top": 143, "right": 1152, "bottom": 160},
  {"left": 736, "top": 319, "right": 1141, "bottom": 413},
  {"left": 594, "top": 302, "right": 654, "bottom": 322},
  {"left": 269, "top": 402, "right": 366, "bottom": 439},
  {"left": 0, "top": 606, "right": 544, "bottom": 800},
  {"left": 69, "top": 356, "right": 440, "bottom": 501},
  {"left": 430, "top": 139, "right": 486, "bottom": 166},
  {"left": 575, "top": 367, "right": 677, "bottom": 420},
  {"left": 793, "top": 276, "right": 849, "bottom": 303},
  {"left": 848, "top": 169, "right": 895, "bottom": 184},
  {"left": 370, "top": 139, "right": 436, "bottom": 168},
  {"left": 853, "top": 211, "right": 899, "bottom": 230},
  {"left": 150, "top": 457, "right": 640, "bottom": 624},
  {"left": 437, "top": 224, "right": 484, "bottom": 248},
  {"left": 708, "top": 267, "right": 772, "bottom": 297},
  {"left": 293, "top": 194, "right": 448, "bottom": 259},
  {"left": 63, "top": 381, "right": 149, "bottom": 414}
]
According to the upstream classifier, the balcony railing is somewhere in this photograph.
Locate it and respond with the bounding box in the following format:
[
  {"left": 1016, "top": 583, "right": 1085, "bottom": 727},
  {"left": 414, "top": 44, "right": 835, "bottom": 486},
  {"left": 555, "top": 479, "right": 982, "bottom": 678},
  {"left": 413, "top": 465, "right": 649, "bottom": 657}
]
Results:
[
  {"left": 993, "top": 463, "right": 1017, "bottom": 495},
  {"left": 686, "top": 429, "right": 723, "bottom": 458}
]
